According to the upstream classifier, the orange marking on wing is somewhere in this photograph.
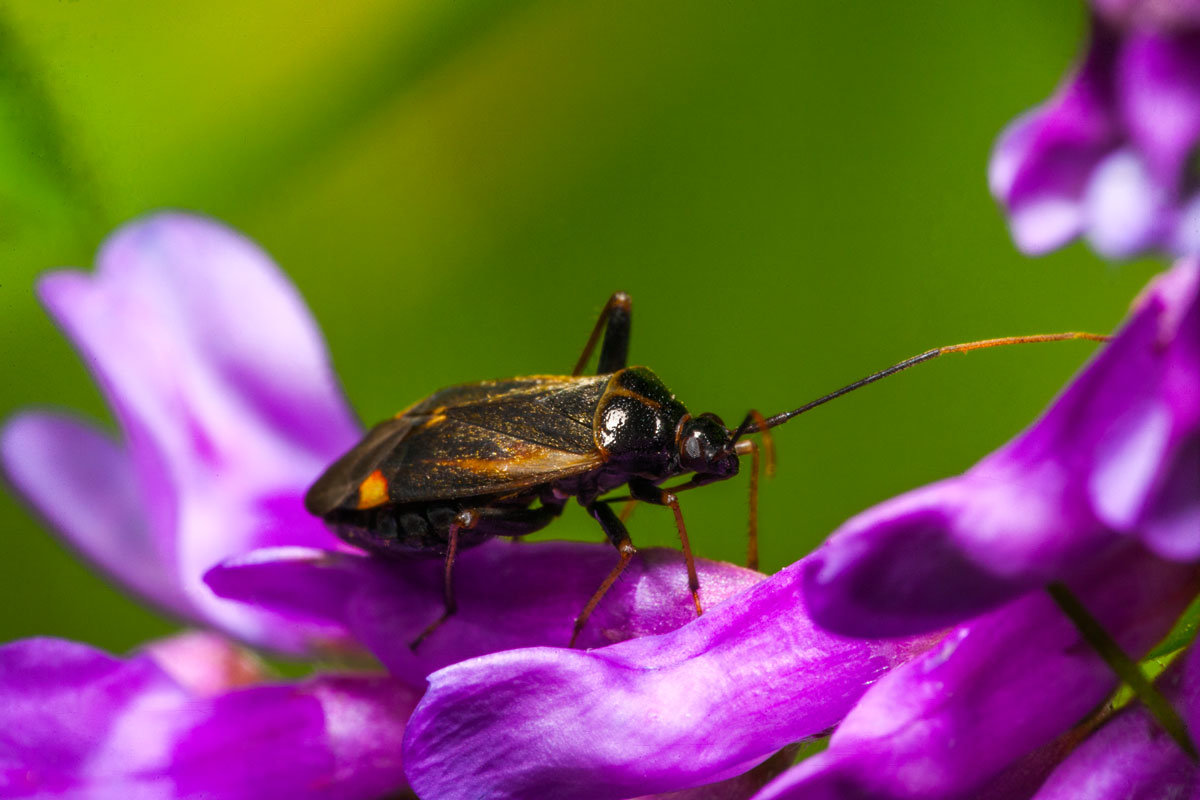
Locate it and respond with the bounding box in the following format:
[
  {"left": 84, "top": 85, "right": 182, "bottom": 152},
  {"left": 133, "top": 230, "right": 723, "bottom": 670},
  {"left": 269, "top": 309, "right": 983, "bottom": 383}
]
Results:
[
  {"left": 393, "top": 400, "right": 421, "bottom": 419},
  {"left": 357, "top": 469, "right": 390, "bottom": 509},
  {"left": 437, "top": 445, "right": 602, "bottom": 482}
]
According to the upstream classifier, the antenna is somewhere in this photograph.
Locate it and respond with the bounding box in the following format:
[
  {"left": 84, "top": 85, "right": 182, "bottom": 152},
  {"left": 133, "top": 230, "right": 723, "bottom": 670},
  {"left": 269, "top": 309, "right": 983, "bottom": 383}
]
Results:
[{"left": 729, "top": 332, "right": 1108, "bottom": 443}]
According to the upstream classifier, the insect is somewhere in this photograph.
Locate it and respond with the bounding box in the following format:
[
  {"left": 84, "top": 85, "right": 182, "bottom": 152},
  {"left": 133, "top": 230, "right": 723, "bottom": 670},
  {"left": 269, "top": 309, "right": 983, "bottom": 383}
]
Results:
[{"left": 304, "top": 292, "right": 1104, "bottom": 648}]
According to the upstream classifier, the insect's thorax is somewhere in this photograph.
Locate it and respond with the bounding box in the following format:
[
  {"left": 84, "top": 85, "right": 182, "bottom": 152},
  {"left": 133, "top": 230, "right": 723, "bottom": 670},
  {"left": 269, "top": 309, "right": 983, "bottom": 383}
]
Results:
[{"left": 593, "top": 367, "right": 691, "bottom": 476}]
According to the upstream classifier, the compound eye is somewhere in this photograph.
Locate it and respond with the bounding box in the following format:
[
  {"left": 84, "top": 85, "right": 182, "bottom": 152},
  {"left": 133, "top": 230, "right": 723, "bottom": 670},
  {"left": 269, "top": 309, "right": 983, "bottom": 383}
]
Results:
[{"left": 683, "top": 430, "right": 705, "bottom": 461}]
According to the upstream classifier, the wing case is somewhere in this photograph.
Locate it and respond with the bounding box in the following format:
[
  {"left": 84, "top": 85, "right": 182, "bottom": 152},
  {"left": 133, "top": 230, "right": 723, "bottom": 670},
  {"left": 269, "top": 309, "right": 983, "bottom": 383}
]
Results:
[{"left": 305, "top": 375, "right": 610, "bottom": 513}]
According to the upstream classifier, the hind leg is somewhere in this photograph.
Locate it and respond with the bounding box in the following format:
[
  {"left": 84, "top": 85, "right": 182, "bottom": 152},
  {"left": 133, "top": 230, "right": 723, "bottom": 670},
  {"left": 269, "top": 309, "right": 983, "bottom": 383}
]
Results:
[{"left": 572, "top": 292, "right": 632, "bottom": 375}]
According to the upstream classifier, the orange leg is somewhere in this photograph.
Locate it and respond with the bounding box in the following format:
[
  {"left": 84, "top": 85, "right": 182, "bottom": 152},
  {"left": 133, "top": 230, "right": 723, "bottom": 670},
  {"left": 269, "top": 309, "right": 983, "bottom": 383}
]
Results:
[
  {"left": 735, "top": 439, "right": 761, "bottom": 571},
  {"left": 572, "top": 501, "right": 637, "bottom": 647},
  {"left": 629, "top": 479, "right": 702, "bottom": 617},
  {"left": 730, "top": 409, "right": 775, "bottom": 571}
]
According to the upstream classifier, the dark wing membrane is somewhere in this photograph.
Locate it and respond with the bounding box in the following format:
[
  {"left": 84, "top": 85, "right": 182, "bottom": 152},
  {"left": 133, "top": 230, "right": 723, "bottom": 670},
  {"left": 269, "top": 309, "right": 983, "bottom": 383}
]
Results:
[
  {"left": 309, "top": 375, "right": 611, "bottom": 510},
  {"left": 383, "top": 375, "right": 610, "bottom": 502},
  {"left": 407, "top": 375, "right": 607, "bottom": 421},
  {"left": 304, "top": 417, "right": 418, "bottom": 515},
  {"left": 379, "top": 416, "right": 604, "bottom": 502}
]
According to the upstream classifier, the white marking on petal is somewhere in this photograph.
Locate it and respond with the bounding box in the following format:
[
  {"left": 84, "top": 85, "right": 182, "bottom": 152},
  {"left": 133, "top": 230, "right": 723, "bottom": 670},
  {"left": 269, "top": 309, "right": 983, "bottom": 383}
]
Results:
[
  {"left": 1172, "top": 190, "right": 1200, "bottom": 255},
  {"left": 1009, "top": 198, "right": 1083, "bottom": 255},
  {"left": 1083, "top": 149, "right": 1168, "bottom": 258},
  {"left": 1089, "top": 401, "right": 1171, "bottom": 531}
]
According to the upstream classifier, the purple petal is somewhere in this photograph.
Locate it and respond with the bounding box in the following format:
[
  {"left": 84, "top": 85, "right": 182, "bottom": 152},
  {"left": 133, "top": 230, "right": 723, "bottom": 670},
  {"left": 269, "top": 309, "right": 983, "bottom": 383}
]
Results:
[
  {"left": 628, "top": 747, "right": 802, "bottom": 800},
  {"left": 757, "top": 545, "right": 1198, "bottom": 799},
  {"left": 6, "top": 212, "right": 365, "bottom": 653},
  {"left": 0, "top": 637, "right": 416, "bottom": 799},
  {"left": 1093, "top": 0, "right": 1200, "bottom": 30},
  {"left": 0, "top": 637, "right": 185, "bottom": 794},
  {"left": 805, "top": 260, "right": 1200, "bottom": 637},
  {"left": 1118, "top": 29, "right": 1200, "bottom": 190},
  {"left": 170, "top": 676, "right": 415, "bottom": 800},
  {"left": 800, "top": 451, "right": 1109, "bottom": 638},
  {"left": 753, "top": 734, "right": 1075, "bottom": 800},
  {"left": 1172, "top": 189, "right": 1200, "bottom": 253},
  {"left": 1089, "top": 261, "right": 1200, "bottom": 550},
  {"left": 206, "top": 540, "right": 766, "bottom": 686},
  {"left": 401, "top": 553, "right": 935, "bottom": 800},
  {"left": 1, "top": 413, "right": 192, "bottom": 618},
  {"left": 1030, "top": 644, "right": 1200, "bottom": 800},
  {"left": 989, "top": 18, "right": 1121, "bottom": 254},
  {"left": 1006, "top": 196, "right": 1088, "bottom": 256},
  {"left": 1140, "top": 435, "right": 1200, "bottom": 559},
  {"left": 1082, "top": 149, "right": 1171, "bottom": 257},
  {"left": 141, "top": 631, "right": 267, "bottom": 696}
]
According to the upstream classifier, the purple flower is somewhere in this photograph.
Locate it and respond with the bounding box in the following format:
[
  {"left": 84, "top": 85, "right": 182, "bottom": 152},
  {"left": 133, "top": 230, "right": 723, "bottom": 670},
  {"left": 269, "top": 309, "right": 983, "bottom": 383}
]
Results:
[
  {"left": 203, "top": 541, "right": 767, "bottom": 686},
  {"left": 4, "top": 212, "right": 917, "bottom": 798},
  {"left": 398, "top": 556, "right": 937, "bottom": 800},
  {"left": 0, "top": 634, "right": 417, "bottom": 799},
  {"left": 1029, "top": 642, "right": 1200, "bottom": 799},
  {"left": 1, "top": 214, "right": 364, "bottom": 656},
  {"left": 743, "top": 260, "right": 1200, "bottom": 796},
  {"left": 755, "top": 546, "right": 1198, "bottom": 799},
  {"left": 989, "top": 8, "right": 1200, "bottom": 258}
]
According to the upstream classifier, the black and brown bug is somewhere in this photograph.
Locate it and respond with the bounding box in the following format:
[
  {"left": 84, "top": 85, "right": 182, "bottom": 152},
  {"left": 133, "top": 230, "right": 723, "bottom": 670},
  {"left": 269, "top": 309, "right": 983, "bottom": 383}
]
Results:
[{"left": 305, "top": 292, "right": 1104, "bottom": 648}]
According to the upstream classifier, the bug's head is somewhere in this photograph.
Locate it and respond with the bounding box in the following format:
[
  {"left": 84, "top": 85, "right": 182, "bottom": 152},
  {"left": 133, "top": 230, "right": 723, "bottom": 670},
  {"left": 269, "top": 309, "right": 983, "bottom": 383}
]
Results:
[{"left": 676, "top": 413, "right": 738, "bottom": 477}]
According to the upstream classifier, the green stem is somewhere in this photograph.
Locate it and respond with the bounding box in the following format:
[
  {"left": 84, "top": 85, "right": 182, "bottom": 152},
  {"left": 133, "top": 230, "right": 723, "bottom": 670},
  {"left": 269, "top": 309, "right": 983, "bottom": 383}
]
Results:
[{"left": 1047, "top": 581, "right": 1197, "bottom": 761}]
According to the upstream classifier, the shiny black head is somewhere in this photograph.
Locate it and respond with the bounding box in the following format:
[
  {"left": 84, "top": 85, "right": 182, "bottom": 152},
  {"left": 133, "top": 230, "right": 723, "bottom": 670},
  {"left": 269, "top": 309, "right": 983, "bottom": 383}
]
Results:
[{"left": 676, "top": 413, "right": 738, "bottom": 478}]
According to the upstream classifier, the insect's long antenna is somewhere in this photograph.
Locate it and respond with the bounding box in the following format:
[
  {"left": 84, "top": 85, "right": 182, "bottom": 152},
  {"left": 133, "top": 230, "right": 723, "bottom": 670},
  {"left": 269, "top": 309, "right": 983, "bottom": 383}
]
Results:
[{"left": 729, "top": 332, "right": 1109, "bottom": 444}]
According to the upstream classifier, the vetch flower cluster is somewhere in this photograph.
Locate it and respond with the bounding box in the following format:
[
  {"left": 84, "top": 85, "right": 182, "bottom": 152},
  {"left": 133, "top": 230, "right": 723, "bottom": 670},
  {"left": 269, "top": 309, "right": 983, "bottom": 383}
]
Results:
[{"left": 990, "top": 3, "right": 1200, "bottom": 258}]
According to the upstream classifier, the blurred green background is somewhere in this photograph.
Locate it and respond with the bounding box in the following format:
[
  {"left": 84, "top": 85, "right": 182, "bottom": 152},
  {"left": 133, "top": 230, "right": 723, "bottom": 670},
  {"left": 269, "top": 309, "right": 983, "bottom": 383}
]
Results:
[{"left": 0, "top": 1, "right": 1162, "bottom": 654}]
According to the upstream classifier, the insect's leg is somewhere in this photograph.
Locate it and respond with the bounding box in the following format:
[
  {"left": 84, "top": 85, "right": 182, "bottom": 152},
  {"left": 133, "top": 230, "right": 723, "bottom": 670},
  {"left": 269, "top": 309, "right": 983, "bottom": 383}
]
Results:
[
  {"left": 732, "top": 409, "right": 774, "bottom": 571},
  {"left": 734, "top": 439, "right": 761, "bottom": 570},
  {"left": 572, "top": 292, "right": 632, "bottom": 375},
  {"left": 572, "top": 501, "right": 637, "bottom": 647},
  {"left": 410, "top": 508, "right": 477, "bottom": 651},
  {"left": 628, "top": 478, "right": 703, "bottom": 617}
]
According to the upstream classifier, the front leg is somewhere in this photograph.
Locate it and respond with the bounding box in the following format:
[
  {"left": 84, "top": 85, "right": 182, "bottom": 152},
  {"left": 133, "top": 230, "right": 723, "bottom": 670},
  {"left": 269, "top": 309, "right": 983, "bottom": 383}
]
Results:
[
  {"left": 628, "top": 477, "right": 703, "bottom": 617},
  {"left": 572, "top": 292, "right": 632, "bottom": 375}
]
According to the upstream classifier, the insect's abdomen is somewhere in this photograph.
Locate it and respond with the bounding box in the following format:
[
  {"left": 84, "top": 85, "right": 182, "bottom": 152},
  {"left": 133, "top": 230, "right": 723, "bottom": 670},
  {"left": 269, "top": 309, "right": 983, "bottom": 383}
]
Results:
[{"left": 325, "top": 502, "right": 487, "bottom": 557}]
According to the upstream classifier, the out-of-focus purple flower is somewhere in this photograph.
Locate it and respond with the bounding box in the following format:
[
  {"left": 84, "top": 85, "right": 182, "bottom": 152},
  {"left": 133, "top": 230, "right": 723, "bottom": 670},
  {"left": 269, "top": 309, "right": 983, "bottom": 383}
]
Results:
[
  {"left": 1092, "top": 0, "right": 1200, "bottom": 31},
  {"left": 1, "top": 213, "right": 363, "bottom": 655},
  {"left": 989, "top": 10, "right": 1200, "bottom": 258},
  {"left": 0, "top": 635, "right": 417, "bottom": 799},
  {"left": 741, "top": 260, "right": 1200, "bottom": 797}
]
